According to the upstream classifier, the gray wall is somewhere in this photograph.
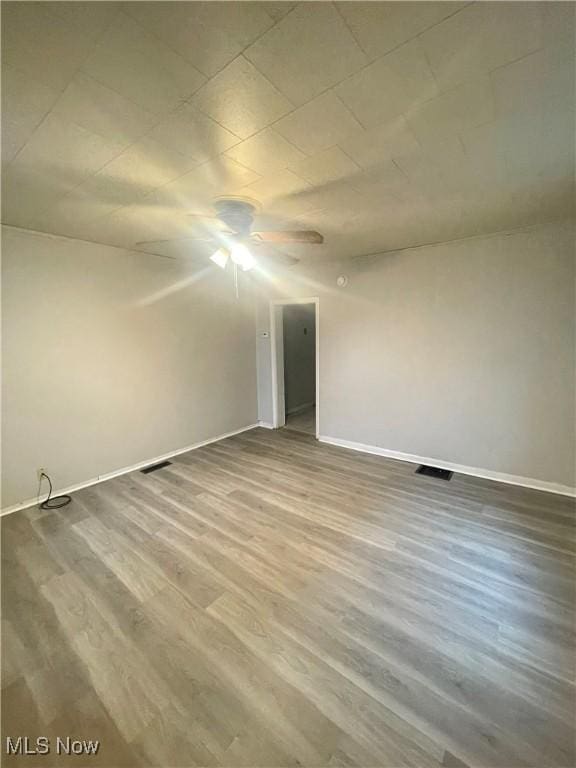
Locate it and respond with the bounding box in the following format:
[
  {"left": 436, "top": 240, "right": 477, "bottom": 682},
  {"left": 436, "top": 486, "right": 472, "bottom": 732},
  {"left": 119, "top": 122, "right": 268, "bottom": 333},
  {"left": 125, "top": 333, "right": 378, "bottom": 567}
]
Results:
[
  {"left": 4, "top": 221, "right": 574, "bottom": 506},
  {"left": 283, "top": 304, "right": 316, "bottom": 414},
  {"left": 2, "top": 227, "right": 258, "bottom": 508},
  {"left": 256, "top": 221, "right": 576, "bottom": 489}
]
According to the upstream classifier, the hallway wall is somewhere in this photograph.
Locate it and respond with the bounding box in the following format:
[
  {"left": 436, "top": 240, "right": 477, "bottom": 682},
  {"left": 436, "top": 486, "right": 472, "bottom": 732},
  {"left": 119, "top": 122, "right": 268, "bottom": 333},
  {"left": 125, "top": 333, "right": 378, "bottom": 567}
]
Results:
[
  {"left": 283, "top": 304, "right": 316, "bottom": 414},
  {"left": 255, "top": 221, "right": 576, "bottom": 493}
]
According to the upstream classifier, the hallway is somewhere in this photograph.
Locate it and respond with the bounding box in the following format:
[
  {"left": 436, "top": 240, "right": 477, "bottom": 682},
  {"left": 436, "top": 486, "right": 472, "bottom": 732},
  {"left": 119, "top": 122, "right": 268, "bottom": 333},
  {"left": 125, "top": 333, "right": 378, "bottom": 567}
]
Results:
[{"left": 284, "top": 406, "right": 316, "bottom": 436}]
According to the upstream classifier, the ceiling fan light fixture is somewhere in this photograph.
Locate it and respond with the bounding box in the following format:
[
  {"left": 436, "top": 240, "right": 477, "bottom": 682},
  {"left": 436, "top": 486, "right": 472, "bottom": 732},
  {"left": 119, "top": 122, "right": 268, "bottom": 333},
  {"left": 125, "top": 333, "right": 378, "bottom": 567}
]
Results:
[
  {"left": 210, "top": 247, "right": 229, "bottom": 269},
  {"left": 230, "top": 243, "right": 255, "bottom": 271}
]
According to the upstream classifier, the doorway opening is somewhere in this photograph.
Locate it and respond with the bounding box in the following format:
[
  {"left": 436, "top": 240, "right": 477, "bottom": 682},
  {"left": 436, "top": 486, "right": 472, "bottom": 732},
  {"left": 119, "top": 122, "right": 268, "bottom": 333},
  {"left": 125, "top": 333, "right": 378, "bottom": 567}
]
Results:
[{"left": 270, "top": 298, "right": 319, "bottom": 438}]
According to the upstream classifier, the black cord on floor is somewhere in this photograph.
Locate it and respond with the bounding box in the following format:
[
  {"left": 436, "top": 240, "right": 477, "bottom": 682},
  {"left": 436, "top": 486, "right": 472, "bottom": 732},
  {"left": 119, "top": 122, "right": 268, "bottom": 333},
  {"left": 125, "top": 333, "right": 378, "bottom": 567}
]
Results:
[{"left": 39, "top": 472, "right": 72, "bottom": 510}]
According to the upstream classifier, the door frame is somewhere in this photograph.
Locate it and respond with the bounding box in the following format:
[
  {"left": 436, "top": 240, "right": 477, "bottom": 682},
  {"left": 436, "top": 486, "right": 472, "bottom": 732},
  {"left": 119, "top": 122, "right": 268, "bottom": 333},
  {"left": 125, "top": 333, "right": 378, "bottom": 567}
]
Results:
[{"left": 270, "top": 297, "right": 319, "bottom": 438}]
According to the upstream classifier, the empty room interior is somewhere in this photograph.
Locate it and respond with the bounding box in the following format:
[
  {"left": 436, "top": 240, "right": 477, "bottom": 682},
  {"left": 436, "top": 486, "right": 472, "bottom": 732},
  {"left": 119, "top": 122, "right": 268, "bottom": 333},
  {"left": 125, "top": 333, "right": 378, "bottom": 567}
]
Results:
[{"left": 1, "top": 1, "right": 575, "bottom": 766}]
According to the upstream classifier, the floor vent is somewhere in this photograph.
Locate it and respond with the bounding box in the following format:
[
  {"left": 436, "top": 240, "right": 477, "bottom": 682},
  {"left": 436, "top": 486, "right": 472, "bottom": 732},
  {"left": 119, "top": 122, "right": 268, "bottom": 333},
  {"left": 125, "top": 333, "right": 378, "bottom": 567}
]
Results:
[
  {"left": 416, "top": 464, "right": 453, "bottom": 481},
  {"left": 140, "top": 460, "right": 172, "bottom": 474}
]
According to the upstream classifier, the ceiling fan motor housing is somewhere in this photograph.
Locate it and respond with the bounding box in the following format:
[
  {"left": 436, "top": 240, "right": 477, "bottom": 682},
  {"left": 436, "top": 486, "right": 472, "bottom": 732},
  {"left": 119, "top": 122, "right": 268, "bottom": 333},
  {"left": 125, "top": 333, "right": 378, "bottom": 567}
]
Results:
[{"left": 214, "top": 199, "right": 256, "bottom": 237}]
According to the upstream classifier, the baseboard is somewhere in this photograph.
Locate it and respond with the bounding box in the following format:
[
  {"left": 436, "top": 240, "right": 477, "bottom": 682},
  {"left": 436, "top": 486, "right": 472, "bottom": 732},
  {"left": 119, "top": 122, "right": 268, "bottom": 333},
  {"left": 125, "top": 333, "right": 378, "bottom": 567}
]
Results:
[
  {"left": 319, "top": 435, "right": 576, "bottom": 498},
  {"left": 1, "top": 423, "right": 260, "bottom": 517},
  {"left": 6, "top": 425, "right": 571, "bottom": 516},
  {"left": 286, "top": 401, "right": 315, "bottom": 416}
]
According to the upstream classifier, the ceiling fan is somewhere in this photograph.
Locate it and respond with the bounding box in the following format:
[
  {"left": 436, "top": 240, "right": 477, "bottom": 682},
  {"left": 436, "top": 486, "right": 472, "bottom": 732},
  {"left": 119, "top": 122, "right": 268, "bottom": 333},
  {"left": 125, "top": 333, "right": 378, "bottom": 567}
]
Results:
[{"left": 136, "top": 197, "right": 324, "bottom": 272}]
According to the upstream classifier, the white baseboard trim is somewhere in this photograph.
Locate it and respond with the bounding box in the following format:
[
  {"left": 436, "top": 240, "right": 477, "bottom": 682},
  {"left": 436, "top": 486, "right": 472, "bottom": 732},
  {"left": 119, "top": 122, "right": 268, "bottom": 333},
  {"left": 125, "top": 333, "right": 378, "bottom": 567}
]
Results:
[
  {"left": 319, "top": 435, "right": 576, "bottom": 498},
  {"left": 1, "top": 423, "right": 260, "bottom": 517},
  {"left": 258, "top": 421, "right": 275, "bottom": 429},
  {"left": 286, "top": 401, "right": 315, "bottom": 416}
]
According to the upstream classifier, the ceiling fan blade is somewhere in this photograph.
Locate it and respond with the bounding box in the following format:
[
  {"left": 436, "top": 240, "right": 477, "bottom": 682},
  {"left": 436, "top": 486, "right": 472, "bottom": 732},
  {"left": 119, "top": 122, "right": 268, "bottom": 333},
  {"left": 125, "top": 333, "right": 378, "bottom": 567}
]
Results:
[
  {"left": 135, "top": 235, "right": 216, "bottom": 246},
  {"left": 254, "top": 244, "right": 299, "bottom": 267},
  {"left": 267, "top": 252, "right": 299, "bottom": 267},
  {"left": 252, "top": 230, "right": 324, "bottom": 244}
]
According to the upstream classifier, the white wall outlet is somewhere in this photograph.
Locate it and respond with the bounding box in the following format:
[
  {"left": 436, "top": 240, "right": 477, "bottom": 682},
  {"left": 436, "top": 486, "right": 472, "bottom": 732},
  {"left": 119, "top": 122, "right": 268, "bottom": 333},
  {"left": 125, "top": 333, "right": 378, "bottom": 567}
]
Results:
[{"left": 37, "top": 467, "right": 46, "bottom": 481}]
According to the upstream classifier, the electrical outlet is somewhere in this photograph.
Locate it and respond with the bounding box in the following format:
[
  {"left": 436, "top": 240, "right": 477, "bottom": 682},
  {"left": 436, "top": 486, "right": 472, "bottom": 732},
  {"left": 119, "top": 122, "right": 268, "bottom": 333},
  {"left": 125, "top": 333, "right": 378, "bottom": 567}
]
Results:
[{"left": 37, "top": 467, "right": 46, "bottom": 481}]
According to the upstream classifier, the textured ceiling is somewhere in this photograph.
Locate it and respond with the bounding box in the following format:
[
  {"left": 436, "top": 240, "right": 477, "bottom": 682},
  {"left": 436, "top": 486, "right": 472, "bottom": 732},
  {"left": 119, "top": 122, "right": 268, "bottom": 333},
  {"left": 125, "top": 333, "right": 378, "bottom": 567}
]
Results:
[{"left": 1, "top": 1, "right": 574, "bottom": 264}]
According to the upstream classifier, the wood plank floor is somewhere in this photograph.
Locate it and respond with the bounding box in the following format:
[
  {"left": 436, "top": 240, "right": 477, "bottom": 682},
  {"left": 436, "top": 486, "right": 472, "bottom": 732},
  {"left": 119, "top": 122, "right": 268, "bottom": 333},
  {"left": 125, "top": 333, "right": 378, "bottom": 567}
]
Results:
[{"left": 2, "top": 427, "right": 575, "bottom": 767}]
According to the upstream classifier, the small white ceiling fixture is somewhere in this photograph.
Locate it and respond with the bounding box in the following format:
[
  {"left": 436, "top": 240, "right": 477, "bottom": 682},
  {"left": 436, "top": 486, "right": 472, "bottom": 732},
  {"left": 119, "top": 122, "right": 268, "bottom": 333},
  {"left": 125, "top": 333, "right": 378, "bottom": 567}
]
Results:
[
  {"left": 230, "top": 243, "right": 255, "bottom": 271},
  {"left": 209, "top": 243, "right": 255, "bottom": 272},
  {"left": 209, "top": 247, "right": 229, "bottom": 269}
]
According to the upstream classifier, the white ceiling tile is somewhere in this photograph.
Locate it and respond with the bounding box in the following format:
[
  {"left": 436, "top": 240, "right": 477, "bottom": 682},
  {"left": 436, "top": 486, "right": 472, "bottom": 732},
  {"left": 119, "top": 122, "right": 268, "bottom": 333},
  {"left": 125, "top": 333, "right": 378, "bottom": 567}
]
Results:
[
  {"left": 348, "top": 161, "right": 412, "bottom": 202},
  {"left": 394, "top": 140, "right": 472, "bottom": 202},
  {"left": 336, "top": 39, "right": 437, "bottom": 129},
  {"left": 1, "top": 0, "right": 573, "bottom": 256},
  {"left": 153, "top": 157, "right": 260, "bottom": 210},
  {"left": 70, "top": 173, "right": 152, "bottom": 214},
  {"left": 455, "top": 194, "right": 519, "bottom": 239},
  {"left": 52, "top": 73, "right": 159, "bottom": 146},
  {"left": 293, "top": 185, "right": 374, "bottom": 228},
  {"left": 288, "top": 146, "right": 360, "bottom": 187},
  {"left": 407, "top": 77, "right": 495, "bottom": 147},
  {"left": 498, "top": 111, "right": 573, "bottom": 188},
  {"left": 45, "top": 2, "right": 119, "bottom": 40},
  {"left": 270, "top": 180, "right": 367, "bottom": 220},
  {"left": 91, "top": 138, "right": 199, "bottom": 194},
  {"left": 150, "top": 104, "right": 240, "bottom": 163},
  {"left": 416, "top": 200, "right": 470, "bottom": 243},
  {"left": 67, "top": 138, "right": 200, "bottom": 219},
  {"left": 244, "top": 169, "right": 311, "bottom": 207},
  {"left": 420, "top": 2, "right": 544, "bottom": 92},
  {"left": 82, "top": 13, "right": 206, "bottom": 115},
  {"left": 294, "top": 201, "right": 367, "bottom": 232},
  {"left": 7, "top": 113, "right": 126, "bottom": 184},
  {"left": 31, "top": 190, "right": 125, "bottom": 239},
  {"left": 85, "top": 205, "right": 171, "bottom": 249},
  {"left": 2, "top": 166, "right": 73, "bottom": 229},
  {"left": 258, "top": 3, "right": 296, "bottom": 23},
  {"left": 305, "top": 184, "right": 368, "bottom": 215},
  {"left": 541, "top": 109, "right": 575, "bottom": 179},
  {"left": 336, "top": 1, "right": 467, "bottom": 62},
  {"left": 461, "top": 121, "right": 509, "bottom": 189},
  {"left": 251, "top": 211, "right": 300, "bottom": 232},
  {"left": 192, "top": 56, "right": 292, "bottom": 140},
  {"left": 2, "top": 112, "right": 126, "bottom": 228},
  {"left": 339, "top": 116, "right": 421, "bottom": 169},
  {"left": 3, "top": 162, "right": 141, "bottom": 239},
  {"left": 101, "top": 200, "right": 211, "bottom": 250},
  {"left": 542, "top": 1, "right": 575, "bottom": 53},
  {"left": 492, "top": 46, "right": 574, "bottom": 121},
  {"left": 1, "top": 65, "right": 59, "bottom": 166},
  {"left": 274, "top": 92, "right": 363, "bottom": 155},
  {"left": 245, "top": 3, "right": 367, "bottom": 106},
  {"left": 507, "top": 178, "right": 575, "bottom": 228},
  {"left": 501, "top": 122, "right": 549, "bottom": 186},
  {"left": 491, "top": 47, "right": 574, "bottom": 185},
  {"left": 224, "top": 128, "right": 306, "bottom": 176},
  {"left": 1, "top": 2, "right": 94, "bottom": 92},
  {"left": 123, "top": 1, "right": 274, "bottom": 78}
]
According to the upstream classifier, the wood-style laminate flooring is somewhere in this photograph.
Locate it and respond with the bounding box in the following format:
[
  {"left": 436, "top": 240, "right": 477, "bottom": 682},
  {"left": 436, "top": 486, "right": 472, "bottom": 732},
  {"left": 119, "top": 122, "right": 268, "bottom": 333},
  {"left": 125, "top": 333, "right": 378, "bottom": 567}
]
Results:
[{"left": 2, "top": 427, "right": 575, "bottom": 767}]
